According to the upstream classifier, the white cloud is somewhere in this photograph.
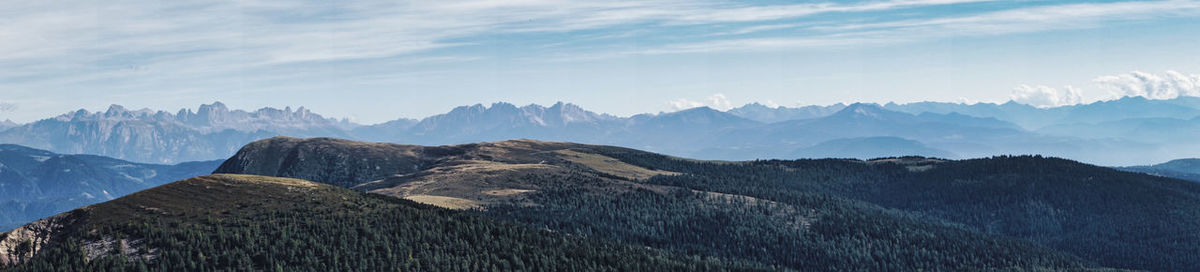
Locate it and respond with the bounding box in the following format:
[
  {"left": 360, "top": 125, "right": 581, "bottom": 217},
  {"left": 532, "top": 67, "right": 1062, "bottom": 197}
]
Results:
[
  {"left": 2, "top": 0, "right": 1194, "bottom": 80},
  {"left": 1010, "top": 85, "right": 1084, "bottom": 108},
  {"left": 0, "top": 0, "right": 996, "bottom": 65},
  {"left": 1094, "top": 71, "right": 1200, "bottom": 100},
  {"left": 668, "top": 93, "right": 734, "bottom": 111},
  {"left": 954, "top": 97, "right": 978, "bottom": 105}
]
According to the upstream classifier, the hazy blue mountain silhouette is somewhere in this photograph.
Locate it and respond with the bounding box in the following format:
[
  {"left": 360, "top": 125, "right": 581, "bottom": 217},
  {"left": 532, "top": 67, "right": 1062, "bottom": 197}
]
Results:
[
  {"left": 793, "top": 137, "right": 958, "bottom": 159},
  {"left": 0, "top": 144, "right": 220, "bottom": 230},
  {"left": 3, "top": 96, "right": 1200, "bottom": 166},
  {"left": 0, "top": 103, "right": 350, "bottom": 163},
  {"left": 726, "top": 102, "right": 846, "bottom": 123},
  {"left": 1120, "top": 158, "right": 1200, "bottom": 182}
]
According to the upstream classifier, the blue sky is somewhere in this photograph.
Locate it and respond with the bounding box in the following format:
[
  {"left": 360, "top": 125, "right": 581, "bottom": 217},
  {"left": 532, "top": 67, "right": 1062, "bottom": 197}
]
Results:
[{"left": 1, "top": 0, "right": 1199, "bottom": 123}]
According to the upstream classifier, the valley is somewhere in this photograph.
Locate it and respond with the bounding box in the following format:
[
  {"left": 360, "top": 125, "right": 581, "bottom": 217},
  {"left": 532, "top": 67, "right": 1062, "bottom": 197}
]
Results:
[{"left": 0, "top": 145, "right": 220, "bottom": 230}]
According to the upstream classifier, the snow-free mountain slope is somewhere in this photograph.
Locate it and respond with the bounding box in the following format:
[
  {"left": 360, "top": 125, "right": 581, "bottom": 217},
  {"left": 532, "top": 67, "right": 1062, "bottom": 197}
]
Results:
[
  {"left": 1, "top": 174, "right": 729, "bottom": 270},
  {"left": 0, "top": 144, "right": 220, "bottom": 230},
  {"left": 215, "top": 136, "right": 1200, "bottom": 270}
]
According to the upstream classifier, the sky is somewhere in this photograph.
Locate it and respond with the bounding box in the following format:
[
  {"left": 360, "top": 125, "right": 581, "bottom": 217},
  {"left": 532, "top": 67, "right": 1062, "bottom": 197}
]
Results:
[{"left": 1, "top": 0, "right": 1199, "bottom": 124}]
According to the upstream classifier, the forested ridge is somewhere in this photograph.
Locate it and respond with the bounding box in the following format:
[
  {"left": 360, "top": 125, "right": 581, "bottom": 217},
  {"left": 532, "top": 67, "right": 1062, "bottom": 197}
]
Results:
[
  {"left": 13, "top": 137, "right": 1197, "bottom": 271},
  {"left": 1, "top": 175, "right": 751, "bottom": 271},
  {"left": 590, "top": 150, "right": 1200, "bottom": 271},
  {"left": 213, "top": 137, "right": 1200, "bottom": 271}
]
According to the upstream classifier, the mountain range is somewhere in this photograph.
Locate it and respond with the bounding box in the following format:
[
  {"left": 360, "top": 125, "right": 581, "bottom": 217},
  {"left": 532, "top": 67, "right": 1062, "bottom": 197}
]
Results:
[
  {"left": 0, "top": 145, "right": 221, "bottom": 230},
  {"left": 3, "top": 96, "right": 1199, "bottom": 166},
  {"left": 0, "top": 103, "right": 349, "bottom": 164},
  {"left": 1120, "top": 158, "right": 1200, "bottom": 182},
  {"left": 7, "top": 136, "right": 1200, "bottom": 270}
]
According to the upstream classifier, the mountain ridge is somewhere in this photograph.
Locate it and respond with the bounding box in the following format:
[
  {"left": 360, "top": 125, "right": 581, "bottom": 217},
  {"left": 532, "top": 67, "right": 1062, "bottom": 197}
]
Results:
[
  {"left": 0, "top": 144, "right": 221, "bottom": 230},
  {"left": 1120, "top": 158, "right": 1200, "bottom": 182},
  {"left": 215, "top": 137, "right": 1101, "bottom": 270},
  {"left": 1, "top": 174, "right": 735, "bottom": 271},
  {"left": 211, "top": 136, "right": 1200, "bottom": 270},
  {"left": 4, "top": 96, "right": 1200, "bottom": 165}
]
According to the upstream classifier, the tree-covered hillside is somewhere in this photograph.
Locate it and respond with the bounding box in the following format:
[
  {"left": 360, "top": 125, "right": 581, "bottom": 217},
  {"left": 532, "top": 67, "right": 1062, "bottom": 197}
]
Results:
[
  {"left": 0, "top": 175, "right": 745, "bottom": 271},
  {"left": 218, "top": 137, "right": 1188, "bottom": 271},
  {"left": 599, "top": 150, "right": 1200, "bottom": 271}
]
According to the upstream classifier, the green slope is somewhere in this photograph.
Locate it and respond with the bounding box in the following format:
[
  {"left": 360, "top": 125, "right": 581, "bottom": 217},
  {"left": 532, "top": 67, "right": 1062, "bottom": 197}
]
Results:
[
  {"left": 606, "top": 151, "right": 1200, "bottom": 271},
  {"left": 215, "top": 137, "right": 1111, "bottom": 271},
  {"left": 1, "top": 174, "right": 748, "bottom": 271}
]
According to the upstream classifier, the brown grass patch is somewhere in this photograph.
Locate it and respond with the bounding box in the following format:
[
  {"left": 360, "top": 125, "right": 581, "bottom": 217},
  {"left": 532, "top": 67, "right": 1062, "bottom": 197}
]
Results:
[
  {"left": 403, "top": 195, "right": 482, "bottom": 210},
  {"left": 553, "top": 150, "right": 678, "bottom": 180}
]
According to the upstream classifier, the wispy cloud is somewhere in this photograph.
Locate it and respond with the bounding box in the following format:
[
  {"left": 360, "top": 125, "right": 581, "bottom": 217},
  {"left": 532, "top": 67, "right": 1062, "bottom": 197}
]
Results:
[
  {"left": 644, "top": 0, "right": 1200, "bottom": 55},
  {"left": 2, "top": 0, "right": 1199, "bottom": 121},
  {"left": 0, "top": 0, "right": 1004, "bottom": 68},
  {"left": 0, "top": 0, "right": 1027, "bottom": 93},
  {"left": 821, "top": 0, "right": 1200, "bottom": 34}
]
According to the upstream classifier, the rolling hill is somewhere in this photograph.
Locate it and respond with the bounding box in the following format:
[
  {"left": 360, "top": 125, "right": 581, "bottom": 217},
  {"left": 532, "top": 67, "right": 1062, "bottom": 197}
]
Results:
[
  {"left": 217, "top": 137, "right": 1200, "bottom": 270},
  {"left": 1120, "top": 158, "right": 1200, "bottom": 182},
  {"left": 0, "top": 174, "right": 735, "bottom": 271}
]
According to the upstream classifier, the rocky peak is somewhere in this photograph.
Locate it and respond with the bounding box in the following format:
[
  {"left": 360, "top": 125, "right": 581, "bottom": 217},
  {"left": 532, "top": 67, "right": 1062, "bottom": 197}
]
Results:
[
  {"left": 831, "top": 103, "right": 892, "bottom": 119},
  {"left": 103, "top": 104, "right": 128, "bottom": 116}
]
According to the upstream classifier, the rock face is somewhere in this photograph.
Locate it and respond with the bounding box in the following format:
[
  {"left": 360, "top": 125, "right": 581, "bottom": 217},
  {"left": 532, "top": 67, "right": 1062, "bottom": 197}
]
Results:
[
  {"left": 0, "top": 144, "right": 220, "bottom": 230},
  {"left": 0, "top": 211, "right": 81, "bottom": 266}
]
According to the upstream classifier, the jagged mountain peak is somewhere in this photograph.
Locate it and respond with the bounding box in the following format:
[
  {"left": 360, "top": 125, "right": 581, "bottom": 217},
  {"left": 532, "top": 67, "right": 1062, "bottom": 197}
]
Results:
[
  {"left": 414, "top": 102, "right": 612, "bottom": 131},
  {"left": 197, "top": 101, "right": 229, "bottom": 112},
  {"left": 671, "top": 106, "right": 722, "bottom": 114},
  {"left": 830, "top": 103, "right": 896, "bottom": 119},
  {"left": 104, "top": 104, "right": 127, "bottom": 114},
  {"left": 636, "top": 106, "right": 759, "bottom": 128},
  {"left": 739, "top": 102, "right": 777, "bottom": 110}
]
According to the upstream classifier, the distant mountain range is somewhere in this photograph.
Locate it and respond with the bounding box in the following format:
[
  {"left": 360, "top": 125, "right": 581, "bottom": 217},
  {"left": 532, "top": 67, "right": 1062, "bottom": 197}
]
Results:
[
  {"left": 0, "top": 144, "right": 220, "bottom": 230},
  {"left": 0, "top": 120, "right": 17, "bottom": 132},
  {"left": 1120, "top": 158, "right": 1200, "bottom": 182},
  {"left": 2, "top": 96, "right": 1199, "bottom": 165},
  {"left": 0, "top": 102, "right": 350, "bottom": 163}
]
